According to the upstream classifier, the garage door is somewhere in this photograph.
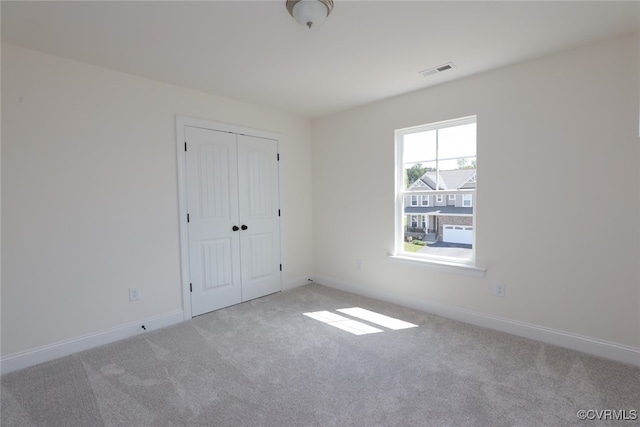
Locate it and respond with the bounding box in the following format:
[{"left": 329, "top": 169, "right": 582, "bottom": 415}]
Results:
[{"left": 443, "top": 225, "right": 473, "bottom": 245}]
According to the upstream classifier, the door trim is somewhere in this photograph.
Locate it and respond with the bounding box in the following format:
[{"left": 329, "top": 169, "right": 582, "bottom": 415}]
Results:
[{"left": 176, "top": 115, "right": 283, "bottom": 319}]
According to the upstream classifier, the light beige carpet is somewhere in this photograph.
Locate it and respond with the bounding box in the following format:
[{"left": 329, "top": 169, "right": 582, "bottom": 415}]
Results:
[{"left": 2, "top": 284, "right": 639, "bottom": 426}]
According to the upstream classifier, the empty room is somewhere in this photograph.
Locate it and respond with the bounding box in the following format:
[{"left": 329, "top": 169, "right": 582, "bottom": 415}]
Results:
[{"left": 2, "top": 1, "right": 639, "bottom": 425}]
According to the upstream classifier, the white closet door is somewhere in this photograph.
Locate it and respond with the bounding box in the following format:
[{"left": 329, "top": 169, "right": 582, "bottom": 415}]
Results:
[
  {"left": 237, "top": 135, "right": 282, "bottom": 301},
  {"left": 185, "top": 126, "right": 242, "bottom": 316}
]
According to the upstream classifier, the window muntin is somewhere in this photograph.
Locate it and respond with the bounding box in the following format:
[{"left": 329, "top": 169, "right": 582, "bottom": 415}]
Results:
[{"left": 395, "top": 116, "right": 477, "bottom": 265}]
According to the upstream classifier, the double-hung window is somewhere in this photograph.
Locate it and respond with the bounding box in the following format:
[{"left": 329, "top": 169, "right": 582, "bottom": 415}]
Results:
[{"left": 394, "top": 116, "right": 480, "bottom": 271}]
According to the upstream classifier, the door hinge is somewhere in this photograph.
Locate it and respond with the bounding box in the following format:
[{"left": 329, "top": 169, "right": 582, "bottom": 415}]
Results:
[
  {"left": 190, "top": 283, "right": 192, "bottom": 292},
  {"left": 278, "top": 209, "right": 281, "bottom": 217},
  {"left": 277, "top": 153, "right": 280, "bottom": 161},
  {"left": 184, "top": 142, "right": 187, "bottom": 152},
  {"left": 187, "top": 213, "right": 190, "bottom": 223},
  {"left": 280, "top": 264, "right": 282, "bottom": 271}
]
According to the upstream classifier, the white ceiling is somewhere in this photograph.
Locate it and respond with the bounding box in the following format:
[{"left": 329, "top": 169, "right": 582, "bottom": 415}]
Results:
[{"left": 2, "top": 1, "right": 639, "bottom": 118}]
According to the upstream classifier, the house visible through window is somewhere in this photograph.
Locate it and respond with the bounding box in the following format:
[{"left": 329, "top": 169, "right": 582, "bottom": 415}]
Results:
[{"left": 395, "top": 116, "right": 477, "bottom": 264}]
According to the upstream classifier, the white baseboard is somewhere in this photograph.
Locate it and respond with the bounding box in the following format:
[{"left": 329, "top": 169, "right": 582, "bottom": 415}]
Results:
[
  {"left": 314, "top": 276, "right": 640, "bottom": 367},
  {"left": 284, "top": 275, "right": 314, "bottom": 291},
  {"left": 1, "top": 310, "right": 184, "bottom": 375}
]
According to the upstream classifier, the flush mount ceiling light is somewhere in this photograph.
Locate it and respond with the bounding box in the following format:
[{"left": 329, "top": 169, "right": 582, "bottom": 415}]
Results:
[{"left": 286, "top": 0, "right": 334, "bottom": 29}]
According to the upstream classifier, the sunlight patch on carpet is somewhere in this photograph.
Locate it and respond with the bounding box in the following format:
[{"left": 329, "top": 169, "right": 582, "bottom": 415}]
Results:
[
  {"left": 303, "top": 311, "right": 383, "bottom": 335},
  {"left": 337, "top": 307, "right": 418, "bottom": 330},
  {"left": 303, "top": 308, "right": 418, "bottom": 335}
]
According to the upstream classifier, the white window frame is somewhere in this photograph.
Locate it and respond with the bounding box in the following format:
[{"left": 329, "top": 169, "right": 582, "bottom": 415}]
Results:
[
  {"left": 448, "top": 194, "right": 456, "bottom": 201},
  {"left": 436, "top": 194, "right": 444, "bottom": 203},
  {"left": 421, "top": 195, "right": 429, "bottom": 206},
  {"left": 392, "top": 115, "right": 485, "bottom": 277},
  {"left": 410, "top": 195, "right": 418, "bottom": 206},
  {"left": 462, "top": 194, "right": 473, "bottom": 207}
]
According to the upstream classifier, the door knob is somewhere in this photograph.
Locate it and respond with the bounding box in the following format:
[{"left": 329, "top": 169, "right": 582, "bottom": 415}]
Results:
[
  {"left": 232, "top": 225, "right": 239, "bottom": 231},
  {"left": 241, "top": 225, "right": 248, "bottom": 230}
]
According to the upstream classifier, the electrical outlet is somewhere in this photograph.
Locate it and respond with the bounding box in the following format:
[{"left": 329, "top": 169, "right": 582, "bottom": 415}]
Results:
[
  {"left": 494, "top": 283, "right": 506, "bottom": 298},
  {"left": 129, "top": 287, "right": 140, "bottom": 301}
]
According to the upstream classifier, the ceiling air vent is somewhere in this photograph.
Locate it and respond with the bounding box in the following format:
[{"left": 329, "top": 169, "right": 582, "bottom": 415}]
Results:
[{"left": 419, "top": 62, "right": 456, "bottom": 77}]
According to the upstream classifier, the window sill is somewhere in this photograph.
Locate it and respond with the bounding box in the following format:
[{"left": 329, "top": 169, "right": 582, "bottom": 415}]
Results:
[{"left": 388, "top": 254, "right": 486, "bottom": 278}]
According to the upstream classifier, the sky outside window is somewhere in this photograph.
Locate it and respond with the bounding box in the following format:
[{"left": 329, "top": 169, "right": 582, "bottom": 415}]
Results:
[{"left": 403, "top": 123, "right": 476, "bottom": 173}]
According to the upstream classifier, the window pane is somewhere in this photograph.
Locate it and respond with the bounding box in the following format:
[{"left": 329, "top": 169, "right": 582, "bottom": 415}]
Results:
[
  {"left": 437, "top": 156, "right": 476, "bottom": 174},
  {"left": 438, "top": 123, "right": 476, "bottom": 161},
  {"left": 404, "top": 130, "right": 436, "bottom": 164},
  {"left": 404, "top": 160, "right": 437, "bottom": 189},
  {"left": 397, "top": 116, "right": 476, "bottom": 263},
  {"left": 417, "top": 215, "right": 473, "bottom": 260}
]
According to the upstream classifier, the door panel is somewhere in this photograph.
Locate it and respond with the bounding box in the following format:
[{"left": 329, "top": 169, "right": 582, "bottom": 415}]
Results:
[
  {"left": 185, "top": 126, "right": 242, "bottom": 316},
  {"left": 247, "top": 232, "right": 274, "bottom": 279},
  {"left": 198, "top": 144, "right": 231, "bottom": 219},
  {"left": 200, "top": 238, "right": 233, "bottom": 289},
  {"left": 237, "top": 135, "right": 281, "bottom": 301}
]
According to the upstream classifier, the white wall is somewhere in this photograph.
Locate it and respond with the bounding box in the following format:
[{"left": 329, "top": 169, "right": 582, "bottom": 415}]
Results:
[
  {"left": 1, "top": 44, "right": 313, "bottom": 358},
  {"left": 2, "top": 33, "right": 639, "bottom": 368},
  {"left": 312, "top": 33, "right": 640, "bottom": 353}
]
